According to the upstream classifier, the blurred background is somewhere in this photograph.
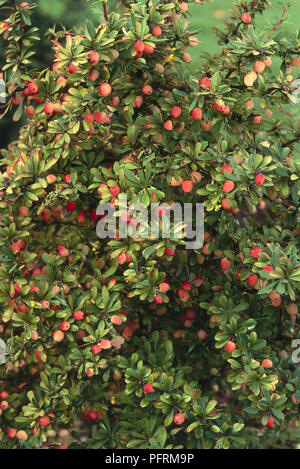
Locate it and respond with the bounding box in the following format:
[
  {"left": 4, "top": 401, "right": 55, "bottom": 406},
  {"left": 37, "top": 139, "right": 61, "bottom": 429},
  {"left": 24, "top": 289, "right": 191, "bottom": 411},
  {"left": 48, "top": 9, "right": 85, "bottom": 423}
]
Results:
[{"left": 1, "top": 0, "right": 299, "bottom": 148}]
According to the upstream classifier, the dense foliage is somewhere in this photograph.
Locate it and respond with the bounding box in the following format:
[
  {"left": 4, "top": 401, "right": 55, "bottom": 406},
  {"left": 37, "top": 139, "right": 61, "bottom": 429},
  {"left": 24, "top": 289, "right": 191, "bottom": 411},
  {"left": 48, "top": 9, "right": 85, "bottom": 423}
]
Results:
[{"left": 0, "top": 0, "right": 299, "bottom": 449}]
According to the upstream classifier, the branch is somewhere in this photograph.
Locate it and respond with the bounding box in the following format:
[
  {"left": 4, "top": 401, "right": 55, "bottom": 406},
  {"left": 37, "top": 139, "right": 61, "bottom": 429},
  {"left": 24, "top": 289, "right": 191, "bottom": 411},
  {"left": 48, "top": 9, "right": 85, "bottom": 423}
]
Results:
[
  {"left": 102, "top": 1, "right": 108, "bottom": 22},
  {"left": 273, "top": 6, "right": 287, "bottom": 31}
]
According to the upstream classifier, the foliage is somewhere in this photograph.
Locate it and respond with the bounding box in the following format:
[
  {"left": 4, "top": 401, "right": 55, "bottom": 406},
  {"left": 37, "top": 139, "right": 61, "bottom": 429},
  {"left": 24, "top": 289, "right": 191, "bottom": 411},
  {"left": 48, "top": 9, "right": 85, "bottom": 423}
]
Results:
[{"left": 0, "top": 0, "right": 299, "bottom": 449}]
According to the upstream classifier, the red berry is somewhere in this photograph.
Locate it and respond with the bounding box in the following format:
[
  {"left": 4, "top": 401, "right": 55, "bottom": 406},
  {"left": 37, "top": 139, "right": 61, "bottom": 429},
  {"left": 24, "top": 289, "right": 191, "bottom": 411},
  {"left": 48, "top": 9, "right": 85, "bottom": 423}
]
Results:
[
  {"left": 241, "top": 12, "right": 252, "bottom": 24},
  {"left": 143, "top": 383, "right": 154, "bottom": 394},
  {"left": 39, "top": 416, "right": 50, "bottom": 427},
  {"left": 60, "top": 321, "right": 70, "bottom": 332},
  {"left": 181, "top": 181, "right": 193, "bottom": 193},
  {"left": 247, "top": 274, "right": 258, "bottom": 287},
  {"left": 250, "top": 247, "right": 262, "bottom": 259},
  {"left": 84, "top": 113, "right": 94, "bottom": 123},
  {"left": 164, "top": 120, "right": 173, "bottom": 131},
  {"left": 220, "top": 258, "right": 231, "bottom": 270},
  {"left": 191, "top": 107, "right": 202, "bottom": 120},
  {"left": 152, "top": 26, "right": 162, "bottom": 37},
  {"left": 223, "top": 181, "right": 235, "bottom": 193},
  {"left": 262, "top": 359, "right": 273, "bottom": 368},
  {"left": 222, "top": 165, "right": 233, "bottom": 174},
  {"left": 134, "top": 40, "right": 145, "bottom": 53},
  {"left": 73, "top": 310, "right": 84, "bottom": 321},
  {"left": 171, "top": 106, "right": 182, "bottom": 118},
  {"left": 225, "top": 341, "right": 236, "bottom": 353},
  {"left": 266, "top": 416, "right": 275, "bottom": 427},
  {"left": 154, "top": 295, "right": 163, "bottom": 304},
  {"left": 26, "top": 106, "right": 35, "bottom": 116},
  {"left": 142, "top": 85, "right": 153, "bottom": 96},
  {"left": 67, "top": 63, "right": 78, "bottom": 74},
  {"left": 44, "top": 102, "right": 54, "bottom": 115},
  {"left": 255, "top": 173, "right": 265, "bottom": 186},
  {"left": 174, "top": 413, "right": 185, "bottom": 425},
  {"left": 27, "top": 82, "right": 38, "bottom": 95},
  {"left": 66, "top": 201, "right": 77, "bottom": 211},
  {"left": 200, "top": 77, "right": 211, "bottom": 89},
  {"left": 109, "top": 185, "right": 120, "bottom": 197},
  {"left": 99, "top": 83, "right": 112, "bottom": 97},
  {"left": 89, "top": 51, "right": 100, "bottom": 64},
  {"left": 92, "top": 344, "right": 102, "bottom": 355}
]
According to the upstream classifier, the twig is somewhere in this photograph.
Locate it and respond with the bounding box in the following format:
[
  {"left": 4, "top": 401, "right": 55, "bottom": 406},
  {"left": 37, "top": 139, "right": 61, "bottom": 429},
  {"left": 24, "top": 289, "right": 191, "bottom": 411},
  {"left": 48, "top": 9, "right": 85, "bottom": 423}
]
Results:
[
  {"left": 102, "top": 1, "right": 108, "bottom": 22},
  {"left": 273, "top": 6, "right": 287, "bottom": 31}
]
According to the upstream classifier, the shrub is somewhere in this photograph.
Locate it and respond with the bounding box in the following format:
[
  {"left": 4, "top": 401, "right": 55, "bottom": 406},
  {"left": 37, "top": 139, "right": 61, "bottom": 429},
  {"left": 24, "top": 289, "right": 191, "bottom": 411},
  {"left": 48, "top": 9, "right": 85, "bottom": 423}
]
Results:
[{"left": 0, "top": 0, "right": 299, "bottom": 449}]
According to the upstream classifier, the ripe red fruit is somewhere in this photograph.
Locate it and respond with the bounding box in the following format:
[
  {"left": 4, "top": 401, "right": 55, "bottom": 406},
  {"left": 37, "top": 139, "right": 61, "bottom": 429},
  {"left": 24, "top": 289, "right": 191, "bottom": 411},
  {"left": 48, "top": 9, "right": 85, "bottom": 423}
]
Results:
[
  {"left": 222, "top": 164, "right": 233, "bottom": 174},
  {"left": 53, "top": 330, "right": 64, "bottom": 342},
  {"left": 84, "top": 113, "right": 94, "bottom": 123},
  {"left": 26, "top": 105, "right": 35, "bottom": 116},
  {"left": 111, "top": 315, "right": 123, "bottom": 325},
  {"left": 39, "top": 416, "right": 50, "bottom": 427},
  {"left": 225, "top": 341, "right": 236, "bottom": 353},
  {"left": 200, "top": 77, "right": 211, "bottom": 89},
  {"left": 16, "top": 430, "right": 28, "bottom": 441},
  {"left": 43, "top": 102, "right": 54, "bottom": 115},
  {"left": 152, "top": 26, "right": 162, "bottom": 37},
  {"left": 214, "top": 100, "right": 226, "bottom": 112},
  {"left": 109, "top": 185, "right": 120, "bottom": 197},
  {"left": 142, "top": 85, "right": 153, "bottom": 95},
  {"left": 133, "top": 96, "right": 143, "bottom": 108},
  {"left": 250, "top": 247, "right": 262, "bottom": 259},
  {"left": 143, "top": 383, "right": 154, "bottom": 394},
  {"left": 118, "top": 253, "right": 127, "bottom": 265},
  {"left": 266, "top": 416, "right": 275, "bottom": 427},
  {"left": 263, "top": 265, "right": 273, "bottom": 272},
  {"left": 181, "top": 281, "right": 192, "bottom": 291},
  {"left": 7, "top": 428, "right": 17, "bottom": 439},
  {"left": 58, "top": 246, "right": 69, "bottom": 257},
  {"left": 99, "top": 82, "right": 112, "bottom": 97},
  {"left": 88, "top": 69, "right": 99, "bottom": 81},
  {"left": 164, "top": 120, "right": 173, "bottom": 131},
  {"left": 154, "top": 295, "right": 163, "bottom": 304},
  {"left": 252, "top": 115, "right": 262, "bottom": 125},
  {"left": 174, "top": 413, "right": 185, "bottom": 425},
  {"left": 171, "top": 106, "right": 182, "bottom": 118},
  {"left": 134, "top": 40, "right": 145, "bottom": 53},
  {"left": 19, "top": 206, "right": 29, "bottom": 217},
  {"left": 255, "top": 173, "right": 265, "bottom": 186},
  {"left": 220, "top": 258, "right": 231, "bottom": 270},
  {"left": 241, "top": 12, "right": 252, "bottom": 24},
  {"left": 221, "top": 198, "right": 231, "bottom": 210},
  {"left": 27, "top": 82, "right": 38, "bottom": 95},
  {"left": 89, "top": 51, "right": 100, "bottom": 64},
  {"left": 191, "top": 107, "right": 202, "bottom": 120},
  {"left": 144, "top": 44, "right": 155, "bottom": 54},
  {"left": 66, "top": 201, "right": 77, "bottom": 211},
  {"left": 73, "top": 310, "right": 84, "bottom": 321},
  {"left": 181, "top": 181, "right": 193, "bottom": 193},
  {"left": 223, "top": 181, "right": 235, "bottom": 193},
  {"left": 247, "top": 274, "right": 258, "bottom": 287},
  {"left": 67, "top": 63, "right": 78, "bottom": 74},
  {"left": 87, "top": 368, "right": 94, "bottom": 377},
  {"left": 165, "top": 247, "right": 175, "bottom": 256},
  {"left": 91, "top": 344, "right": 101, "bottom": 355},
  {"left": 60, "top": 321, "right": 70, "bottom": 332},
  {"left": 262, "top": 359, "right": 273, "bottom": 368},
  {"left": 88, "top": 410, "right": 98, "bottom": 421}
]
